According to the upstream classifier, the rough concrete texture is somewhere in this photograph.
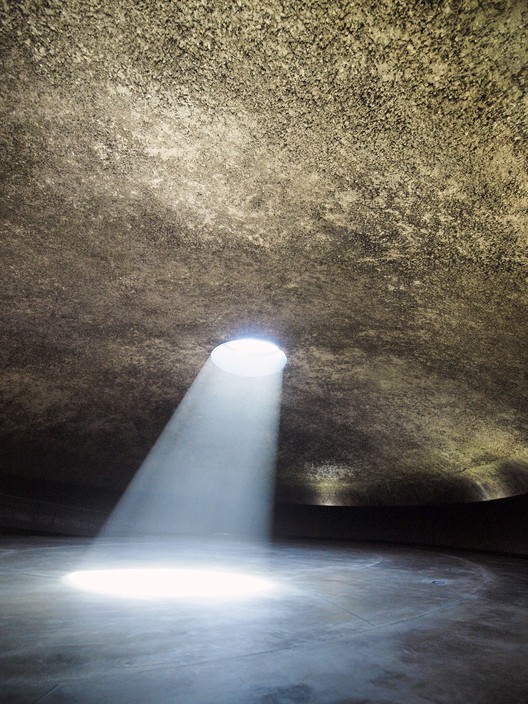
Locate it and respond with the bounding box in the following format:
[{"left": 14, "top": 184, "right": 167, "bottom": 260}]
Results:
[{"left": 0, "top": 0, "right": 527, "bottom": 505}]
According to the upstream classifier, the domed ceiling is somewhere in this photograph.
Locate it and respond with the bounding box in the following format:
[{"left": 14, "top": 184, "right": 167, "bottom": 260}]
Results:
[{"left": 1, "top": 0, "right": 527, "bottom": 507}]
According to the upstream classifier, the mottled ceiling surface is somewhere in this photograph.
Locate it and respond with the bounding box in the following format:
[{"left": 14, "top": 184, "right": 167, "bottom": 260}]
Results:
[{"left": 1, "top": 0, "right": 527, "bottom": 507}]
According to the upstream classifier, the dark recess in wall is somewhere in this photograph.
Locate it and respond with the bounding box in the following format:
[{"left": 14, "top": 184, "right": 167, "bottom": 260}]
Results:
[
  {"left": 273, "top": 496, "right": 528, "bottom": 556},
  {"left": 1, "top": 481, "right": 527, "bottom": 556}
]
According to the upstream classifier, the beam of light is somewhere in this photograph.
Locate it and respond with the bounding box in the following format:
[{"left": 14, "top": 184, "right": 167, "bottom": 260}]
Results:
[
  {"left": 66, "top": 568, "right": 273, "bottom": 599},
  {"left": 100, "top": 347, "right": 285, "bottom": 540},
  {"left": 211, "top": 338, "right": 287, "bottom": 377}
]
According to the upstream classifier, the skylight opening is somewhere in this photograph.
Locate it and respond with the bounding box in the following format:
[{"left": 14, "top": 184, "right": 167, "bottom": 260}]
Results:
[{"left": 211, "top": 338, "right": 287, "bottom": 377}]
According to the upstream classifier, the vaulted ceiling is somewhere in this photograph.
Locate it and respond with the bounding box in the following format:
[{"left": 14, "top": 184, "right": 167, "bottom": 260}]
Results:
[{"left": 1, "top": 0, "right": 527, "bottom": 506}]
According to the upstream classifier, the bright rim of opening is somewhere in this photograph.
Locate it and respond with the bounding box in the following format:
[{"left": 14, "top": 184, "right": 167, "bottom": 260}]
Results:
[
  {"left": 211, "top": 338, "right": 287, "bottom": 377},
  {"left": 66, "top": 568, "right": 273, "bottom": 599}
]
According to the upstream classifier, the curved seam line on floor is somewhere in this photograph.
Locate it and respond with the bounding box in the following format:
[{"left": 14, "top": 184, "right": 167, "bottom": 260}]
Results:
[
  {"left": 373, "top": 595, "right": 475, "bottom": 627},
  {"left": 290, "top": 585, "right": 376, "bottom": 625},
  {"left": 7, "top": 590, "right": 509, "bottom": 688},
  {"left": 31, "top": 683, "right": 60, "bottom": 703}
]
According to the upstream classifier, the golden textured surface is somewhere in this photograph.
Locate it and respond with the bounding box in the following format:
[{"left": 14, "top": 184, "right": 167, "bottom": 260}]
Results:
[{"left": 1, "top": 0, "right": 527, "bottom": 504}]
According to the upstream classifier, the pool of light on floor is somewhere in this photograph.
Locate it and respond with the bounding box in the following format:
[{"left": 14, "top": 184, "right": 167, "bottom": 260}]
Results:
[{"left": 65, "top": 568, "right": 274, "bottom": 599}]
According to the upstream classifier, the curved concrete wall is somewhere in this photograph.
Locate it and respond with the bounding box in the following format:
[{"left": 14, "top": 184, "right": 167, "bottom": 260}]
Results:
[
  {"left": 2, "top": 490, "right": 528, "bottom": 556},
  {"left": 273, "top": 497, "right": 528, "bottom": 556}
]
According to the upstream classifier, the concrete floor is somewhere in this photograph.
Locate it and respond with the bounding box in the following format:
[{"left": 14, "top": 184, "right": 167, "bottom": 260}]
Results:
[{"left": 1, "top": 537, "right": 527, "bottom": 704}]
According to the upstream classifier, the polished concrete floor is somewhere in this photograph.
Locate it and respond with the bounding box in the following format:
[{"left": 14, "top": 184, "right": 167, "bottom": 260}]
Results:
[{"left": 1, "top": 537, "right": 527, "bottom": 703}]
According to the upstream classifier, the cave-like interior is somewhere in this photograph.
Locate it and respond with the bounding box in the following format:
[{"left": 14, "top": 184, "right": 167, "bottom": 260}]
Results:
[{"left": 1, "top": 2, "right": 527, "bottom": 702}]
